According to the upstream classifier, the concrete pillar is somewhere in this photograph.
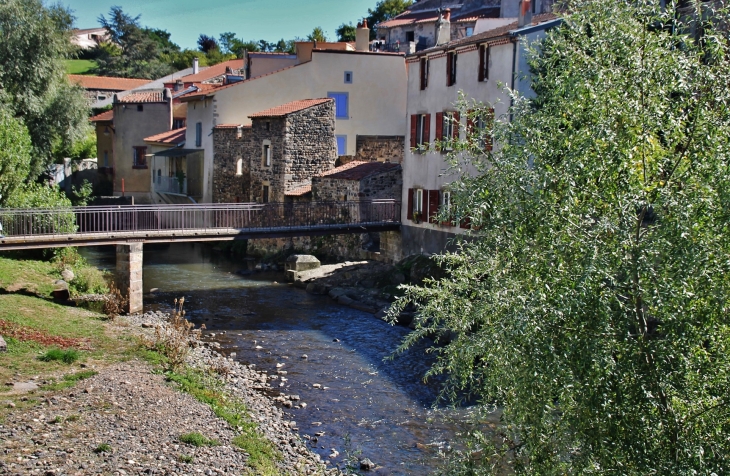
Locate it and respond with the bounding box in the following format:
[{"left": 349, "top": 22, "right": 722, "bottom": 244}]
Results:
[{"left": 116, "top": 243, "right": 143, "bottom": 313}]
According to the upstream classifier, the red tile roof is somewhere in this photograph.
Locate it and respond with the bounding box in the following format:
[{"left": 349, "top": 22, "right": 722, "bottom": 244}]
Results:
[
  {"left": 144, "top": 128, "right": 186, "bottom": 145},
  {"left": 453, "top": 6, "right": 501, "bottom": 22},
  {"left": 117, "top": 91, "right": 166, "bottom": 103},
  {"left": 249, "top": 98, "right": 333, "bottom": 118},
  {"left": 176, "top": 83, "right": 222, "bottom": 100},
  {"left": 89, "top": 110, "right": 113, "bottom": 122},
  {"left": 181, "top": 59, "right": 245, "bottom": 83},
  {"left": 377, "top": 10, "right": 441, "bottom": 28},
  {"left": 69, "top": 75, "right": 151, "bottom": 91},
  {"left": 316, "top": 161, "right": 401, "bottom": 181},
  {"left": 285, "top": 184, "right": 312, "bottom": 196}
]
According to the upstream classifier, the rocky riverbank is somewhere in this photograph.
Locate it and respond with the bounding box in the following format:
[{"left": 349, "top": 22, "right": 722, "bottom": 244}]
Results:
[{"left": 0, "top": 311, "right": 343, "bottom": 476}]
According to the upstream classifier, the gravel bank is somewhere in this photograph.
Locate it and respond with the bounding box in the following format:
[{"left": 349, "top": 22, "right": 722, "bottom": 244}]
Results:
[{"left": 0, "top": 311, "right": 341, "bottom": 475}]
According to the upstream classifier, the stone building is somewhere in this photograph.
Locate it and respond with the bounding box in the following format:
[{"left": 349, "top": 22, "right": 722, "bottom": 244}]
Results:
[
  {"left": 311, "top": 161, "right": 402, "bottom": 202},
  {"left": 69, "top": 75, "right": 151, "bottom": 109},
  {"left": 212, "top": 98, "right": 337, "bottom": 203}
]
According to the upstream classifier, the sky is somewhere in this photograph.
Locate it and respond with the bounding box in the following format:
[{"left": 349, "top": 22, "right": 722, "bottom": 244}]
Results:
[{"left": 65, "top": 0, "right": 378, "bottom": 49}]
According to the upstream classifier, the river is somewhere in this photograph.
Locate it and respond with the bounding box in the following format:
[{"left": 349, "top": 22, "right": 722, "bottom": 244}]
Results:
[{"left": 81, "top": 243, "right": 479, "bottom": 475}]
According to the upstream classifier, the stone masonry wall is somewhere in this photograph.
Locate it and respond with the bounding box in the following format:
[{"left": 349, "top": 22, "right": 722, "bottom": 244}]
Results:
[
  {"left": 212, "top": 127, "right": 250, "bottom": 203},
  {"left": 283, "top": 101, "right": 338, "bottom": 187},
  {"left": 248, "top": 117, "right": 288, "bottom": 203},
  {"left": 359, "top": 166, "right": 402, "bottom": 200},
  {"left": 355, "top": 135, "right": 405, "bottom": 163},
  {"left": 311, "top": 178, "right": 360, "bottom": 202}
]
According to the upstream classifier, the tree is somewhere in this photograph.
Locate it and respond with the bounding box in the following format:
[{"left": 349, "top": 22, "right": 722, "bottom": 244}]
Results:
[
  {"left": 143, "top": 28, "right": 180, "bottom": 53},
  {"left": 307, "top": 26, "right": 327, "bottom": 43},
  {"left": 336, "top": 22, "right": 357, "bottom": 42},
  {"left": 0, "top": 108, "right": 32, "bottom": 204},
  {"left": 197, "top": 34, "right": 218, "bottom": 53},
  {"left": 96, "top": 6, "right": 173, "bottom": 79},
  {"left": 367, "top": 0, "right": 413, "bottom": 39},
  {"left": 388, "top": 0, "right": 730, "bottom": 474},
  {"left": 0, "top": 0, "right": 89, "bottom": 178}
]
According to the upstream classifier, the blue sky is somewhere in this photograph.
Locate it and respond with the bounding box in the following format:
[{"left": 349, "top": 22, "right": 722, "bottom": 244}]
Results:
[{"left": 65, "top": 0, "right": 378, "bottom": 50}]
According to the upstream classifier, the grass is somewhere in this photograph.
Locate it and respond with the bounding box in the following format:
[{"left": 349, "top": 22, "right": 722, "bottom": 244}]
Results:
[
  {"left": 179, "top": 432, "right": 219, "bottom": 447},
  {"left": 179, "top": 454, "right": 194, "bottom": 463},
  {"left": 39, "top": 348, "right": 80, "bottom": 364},
  {"left": 93, "top": 443, "right": 111, "bottom": 453},
  {"left": 65, "top": 59, "right": 97, "bottom": 75},
  {"left": 41, "top": 370, "right": 98, "bottom": 392}
]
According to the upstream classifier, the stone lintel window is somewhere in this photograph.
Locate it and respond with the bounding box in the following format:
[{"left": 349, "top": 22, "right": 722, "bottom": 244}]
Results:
[{"left": 262, "top": 141, "right": 271, "bottom": 167}]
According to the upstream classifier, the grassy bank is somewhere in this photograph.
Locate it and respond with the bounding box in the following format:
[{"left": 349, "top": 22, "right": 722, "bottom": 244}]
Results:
[{"left": 65, "top": 59, "right": 97, "bottom": 75}]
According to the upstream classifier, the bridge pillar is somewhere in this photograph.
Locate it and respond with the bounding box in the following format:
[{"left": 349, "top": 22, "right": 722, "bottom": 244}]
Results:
[{"left": 116, "top": 243, "right": 143, "bottom": 313}]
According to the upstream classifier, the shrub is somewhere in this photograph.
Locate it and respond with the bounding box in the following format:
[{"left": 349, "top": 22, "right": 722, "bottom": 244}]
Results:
[
  {"left": 38, "top": 348, "right": 79, "bottom": 364},
  {"left": 179, "top": 432, "right": 218, "bottom": 447},
  {"left": 93, "top": 443, "right": 111, "bottom": 453}
]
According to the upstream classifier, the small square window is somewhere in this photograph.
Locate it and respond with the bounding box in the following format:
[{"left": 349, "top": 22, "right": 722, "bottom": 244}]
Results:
[
  {"left": 266, "top": 121, "right": 270, "bottom": 131},
  {"left": 137, "top": 104, "right": 143, "bottom": 112},
  {"left": 344, "top": 71, "right": 353, "bottom": 84}
]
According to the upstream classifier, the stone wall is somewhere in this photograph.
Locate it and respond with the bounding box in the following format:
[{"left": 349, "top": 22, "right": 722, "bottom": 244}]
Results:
[
  {"left": 360, "top": 166, "right": 402, "bottom": 200},
  {"left": 248, "top": 117, "right": 288, "bottom": 203},
  {"left": 355, "top": 135, "right": 404, "bottom": 163},
  {"left": 213, "top": 127, "right": 250, "bottom": 203},
  {"left": 283, "top": 102, "right": 338, "bottom": 188},
  {"left": 312, "top": 178, "right": 359, "bottom": 202},
  {"left": 246, "top": 233, "right": 366, "bottom": 262}
]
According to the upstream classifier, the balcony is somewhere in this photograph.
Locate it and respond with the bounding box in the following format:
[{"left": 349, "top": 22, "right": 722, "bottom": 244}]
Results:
[{"left": 155, "top": 176, "right": 187, "bottom": 195}]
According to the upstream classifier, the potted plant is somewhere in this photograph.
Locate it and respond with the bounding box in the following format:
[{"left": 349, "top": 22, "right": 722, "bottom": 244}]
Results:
[
  {"left": 413, "top": 211, "right": 422, "bottom": 224},
  {"left": 175, "top": 170, "right": 186, "bottom": 194}
]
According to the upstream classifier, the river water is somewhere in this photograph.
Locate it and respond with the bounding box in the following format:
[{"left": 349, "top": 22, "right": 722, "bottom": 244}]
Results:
[{"left": 82, "top": 243, "right": 479, "bottom": 475}]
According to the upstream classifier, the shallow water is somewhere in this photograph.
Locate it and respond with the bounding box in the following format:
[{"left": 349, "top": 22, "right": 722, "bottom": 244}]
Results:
[{"left": 82, "top": 243, "right": 478, "bottom": 475}]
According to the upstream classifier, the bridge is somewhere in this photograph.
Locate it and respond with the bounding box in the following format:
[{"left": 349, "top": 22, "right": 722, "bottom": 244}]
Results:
[{"left": 0, "top": 200, "right": 401, "bottom": 312}]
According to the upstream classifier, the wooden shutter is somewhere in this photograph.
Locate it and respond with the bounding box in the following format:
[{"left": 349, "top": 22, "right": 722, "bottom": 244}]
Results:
[
  {"left": 428, "top": 190, "right": 440, "bottom": 223},
  {"left": 486, "top": 108, "right": 495, "bottom": 151},
  {"left": 435, "top": 112, "right": 444, "bottom": 142},
  {"left": 452, "top": 112, "right": 460, "bottom": 139},
  {"left": 485, "top": 46, "right": 490, "bottom": 80},
  {"left": 410, "top": 115, "right": 417, "bottom": 148},
  {"left": 423, "top": 114, "right": 431, "bottom": 146},
  {"left": 407, "top": 188, "right": 414, "bottom": 220},
  {"left": 446, "top": 53, "right": 452, "bottom": 86},
  {"left": 420, "top": 58, "right": 426, "bottom": 90},
  {"left": 478, "top": 45, "right": 485, "bottom": 82}
]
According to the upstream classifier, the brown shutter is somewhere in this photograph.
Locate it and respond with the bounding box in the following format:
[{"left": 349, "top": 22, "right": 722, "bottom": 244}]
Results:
[
  {"left": 446, "top": 53, "right": 452, "bottom": 86},
  {"left": 435, "top": 112, "right": 444, "bottom": 142},
  {"left": 486, "top": 108, "right": 495, "bottom": 151},
  {"left": 420, "top": 58, "right": 426, "bottom": 90},
  {"left": 452, "top": 112, "right": 460, "bottom": 139},
  {"left": 428, "top": 190, "right": 440, "bottom": 223},
  {"left": 485, "top": 46, "right": 490, "bottom": 80},
  {"left": 410, "top": 115, "right": 417, "bottom": 149},
  {"left": 423, "top": 114, "right": 431, "bottom": 146},
  {"left": 478, "top": 45, "right": 485, "bottom": 82},
  {"left": 407, "top": 188, "right": 414, "bottom": 220}
]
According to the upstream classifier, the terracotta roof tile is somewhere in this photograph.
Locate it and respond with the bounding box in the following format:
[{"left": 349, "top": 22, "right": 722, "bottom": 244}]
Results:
[
  {"left": 181, "top": 59, "right": 244, "bottom": 83},
  {"left": 144, "top": 128, "right": 186, "bottom": 145},
  {"left": 213, "top": 123, "right": 251, "bottom": 129},
  {"left": 377, "top": 10, "right": 441, "bottom": 28},
  {"left": 316, "top": 161, "right": 401, "bottom": 181},
  {"left": 117, "top": 91, "right": 166, "bottom": 103},
  {"left": 249, "top": 98, "right": 333, "bottom": 118},
  {"left": 452, "top": 6, "right": 501, "bottom": 22},
  {"left": 89, "top": 110, "right": 113, "bottom": 122},
  {"left": 69, "top": 75, "right": 151, "bottom": 91},
  {"left": 285, "top": 184, "right": 312, "bottom": 196},
  {"left": 177, "top": 83, "right": 223, "bottom": 100}
]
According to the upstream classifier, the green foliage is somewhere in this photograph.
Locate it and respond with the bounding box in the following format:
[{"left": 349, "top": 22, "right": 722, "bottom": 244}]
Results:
[
  {"left": 164, "top": 49, "right": 208, "bottom": 71},
  {"left": 64, "top": 59, "right": 97, "bottom": 75},
  {"left": 179, "top": 432, "right": 218, "bottom": 447},
  {"left": 93, "top": 443, "right": 111, "bottom": 453},
  {"left": 0, "top": 108, "right": 32, "bottom": 204},
  {"left": 368, "top": 0, "right": 413, "bottom": 39},
  {"left": 336, "top": 23, "right": 357, "bottom": 42},
  {"left": 38, "top": 348, "right": 79, "bottom": 364},
  {"left": 5, "top": 183, "right": 72, "bottom": 209},
  {"left": 307, "top": 26, "right": 328, "bottom": 43},
  {"left": 53, "top": 127, "right": 96, "bottom": 162},
  {"left": 71, "top": 179, "right": 94, "bottom": 207},
  {"left": 178, "top": 454, "right": 194, "bottom": 463},
  {"left": 95, "top": 6, "right": 173, "bottom": 79},
  {"left": 390, "top": 0, "right": 730, "bottom": 474},
  {"left": 0, "top": 0, "right": 89, "bottom": 177}
]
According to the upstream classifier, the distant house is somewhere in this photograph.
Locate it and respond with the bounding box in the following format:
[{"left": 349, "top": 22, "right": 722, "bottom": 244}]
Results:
[
  {"left": 69, "top": 75, "right": 151, "bottom": 109},
  {"left": 143, "top": 128, "right": 201, "bottom": 202},
  {"left": 71, "top": 27, "right": 109, "bottom": 50}
]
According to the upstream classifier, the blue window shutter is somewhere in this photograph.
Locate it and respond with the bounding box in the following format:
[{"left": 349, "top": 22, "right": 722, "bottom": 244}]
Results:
[{"left": 336, "top": 136, "right": 346, "bottom": 155}]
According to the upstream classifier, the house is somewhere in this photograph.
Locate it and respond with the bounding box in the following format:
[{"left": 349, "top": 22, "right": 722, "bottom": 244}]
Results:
[
  {"left": 143, "top": 128, "right": 204, "bottom": 202},
  {"left": 374, "top": 0, "right": 555, "bottom": 53},
  {"left": 182, "top": 27, "right": 407, "bottom": 203},
  {"left": 311, "top": 161, "right": 402, "bottom": 202},
  {"left": 69, "top": 75, "right": 151, "bottom": 109},
  {"left": 400, "top": 8, "right": 559, "bottom": 255},
  {"left": 71, "top": 27, "right": 109, "bottom": 50},
  {"left": 212, "top": 98, "right": 337, "bottom": 204}
]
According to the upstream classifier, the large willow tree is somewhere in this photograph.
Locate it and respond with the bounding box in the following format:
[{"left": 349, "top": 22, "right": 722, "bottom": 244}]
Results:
[{"left": 389, "top": 1, "right": 730, "bottom": 474}]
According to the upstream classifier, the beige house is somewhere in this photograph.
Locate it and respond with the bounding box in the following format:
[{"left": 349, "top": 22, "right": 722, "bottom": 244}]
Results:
[
  {"left": 401, "top": 11, "right": 559, "bottom": 255},
  {"left": 181, "top": 32, "right": 407, "bottom": 203}
]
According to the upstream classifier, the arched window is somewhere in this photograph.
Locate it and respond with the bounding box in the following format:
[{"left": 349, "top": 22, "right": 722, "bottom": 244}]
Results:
[{"left": 236, "top": 158, "right": 243, "bottom": 176}]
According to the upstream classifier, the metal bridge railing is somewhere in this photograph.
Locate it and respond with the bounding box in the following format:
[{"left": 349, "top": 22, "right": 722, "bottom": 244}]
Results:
[{"left": 0, "top": 200, "right": 401, "bottom": 238}]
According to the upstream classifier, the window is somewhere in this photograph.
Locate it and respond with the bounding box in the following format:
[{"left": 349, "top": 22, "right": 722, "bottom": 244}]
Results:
[
  {"left": 133, "top": 146, "right": 147, "bottom": 168},
  {"left": 173, "top": 118, "right": 186, "bottom": 129},
  {"left": 262, "top": 185, "right": 270, "bottom": 203},
  {"left": 465, "top": 27, "right": 474, "bottom": 37},
  {"left": 405, "top": 31, "right": 415, "bottom": 42},
  {"left": 344, "top": 71, "right": 353, "bottom": 84},
  {"left": 468, "top": 108, "right": 495, "bottom": 151},
  {"left": 440, "top": 190, "right": 452, "bottom": 226},
  {"left": 415, "top": 189, "right": 423, "bottom": 215},
  {"left": 446, "top": 51, "right": 457, "bottom": 86},
  {"left": 265, "top": 121, "right": 270, "bottom": 131},
  {"left": 195, "top": 122, "right": 202, "bottom": 147},
  {"left": 336, "top": 135, "right": 347, "bottom": 155},
  {"left": 157, "top": 169, "right": 162, "bottom": 184},
  {"left": 137, "top": 104, "right": 144, "bottom": 112},
  {"left": 419, "top": 57, "right": 429, "bottom": 90},
  {"left": 236, "top": 158, "right": 243, "bottom": 176},
  {"left": 410, "top": 113, "right": 431, "bottom": 149},
  {"left": 97, "top": 95, "right": 107, "bottom": 101},
  {"left": 263, "top": 143, "right": 271, "bottom": 166},
  {"left": 478, "top": 45, "right": 490, "bottom": 82},
  {"left": 103, "top": 151, "right": 109, "bottom": 167},
  {"left": 436, "top": 111, "right": 459, "bottom": 150},
  {"left": 327, "top": 92, "right": 349, "bottom": 119},
  {"left": 236, "top": 125, "right": 243, "bottom": 139}
]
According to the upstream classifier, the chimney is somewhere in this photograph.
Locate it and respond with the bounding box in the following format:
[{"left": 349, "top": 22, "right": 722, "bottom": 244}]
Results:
[
  {"left": 356, "top": 19, "right": 370, "bottom": 51},
  {"left": 435, "top": 8, "right": 451, "bottom": 45},
  {"left": 193, "top": 57, "right": 199, "bottom": 74},
  {"left": 518, "top": 0, "right": 533, "bottom": 28}
]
